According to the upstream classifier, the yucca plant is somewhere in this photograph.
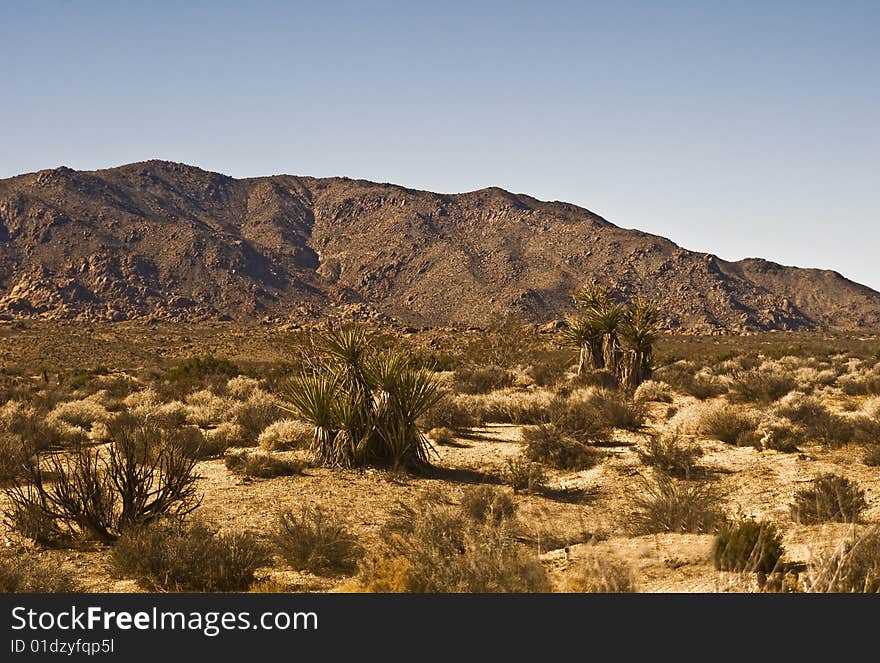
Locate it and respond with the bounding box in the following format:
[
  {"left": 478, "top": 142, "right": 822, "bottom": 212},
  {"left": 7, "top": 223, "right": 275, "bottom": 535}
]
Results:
[
  {"left": 619, "top": 297, "right": 661, "bottom": 392},
  {"left": 281, "top": 328, "right": 443, "bottom": 472}
]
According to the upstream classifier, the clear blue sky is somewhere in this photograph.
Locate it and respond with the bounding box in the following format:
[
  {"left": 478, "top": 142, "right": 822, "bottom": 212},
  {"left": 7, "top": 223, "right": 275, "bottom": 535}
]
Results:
[{"left": 2, "top": 1, "right": 878, "bottom": 289}]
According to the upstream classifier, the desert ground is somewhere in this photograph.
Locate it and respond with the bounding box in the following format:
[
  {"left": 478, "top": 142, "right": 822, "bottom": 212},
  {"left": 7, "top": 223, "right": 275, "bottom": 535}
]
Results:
[{"left": 1, "top": 319, "right": 879, "bottom": 593}]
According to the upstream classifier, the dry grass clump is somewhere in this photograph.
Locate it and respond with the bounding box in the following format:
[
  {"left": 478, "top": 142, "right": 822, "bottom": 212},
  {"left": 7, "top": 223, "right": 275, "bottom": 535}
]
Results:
[
  {"left": 350, "top": 496, "right": 550, "bottom": 592},
  {"left": 837, "top": 362, "right": 880, "bottom": 396},
  {"left": 225, "top": 375, "right": 263, "bottom": 400},
  {"left": 258, "top": 418, "right": 313, "bottom": 451},
  {"left": 0, "top": 432, "right": 32, "bottom": 481},
  {"left": 654, "top": 362, "right": 727, "bottom": 400},
  {"left": 0, "top": 554, "right": 80, "bottom": 592},
  {"left": 561, "top": 548, "right": 636, "bottom": 593},
  {"left": 791, "top": 474, "right": 867, "bottom": 524},
  {"left": 224, "top": 451, "right": 304, "bottom": 478},
  {"left": 203, "top": 421, "right": 246, "bottom": 454},
  {"left": 633, "top": 380, "right": 673, "bottom": 403},
  {"left": 425, "top": 426, "right": 458, "bottom": 446},
  {"left": 502, "top": 456, "right": 547, "bottom": 494},
  {"left": 806, "top": 526, "right": 880, "bottom": 593},
  {"left": 112, "top": 519, "right": 270, "bottom": 591},
  {"left": 544, "top": 391, "right": 610, "bottom": 443},
  {"left": 712, "top": 520, "right": 784, "bottom": 573},
  {"left": 862, "top": 445, "right": 880, "bottom": 466},
  {"left": 185, "top": 389, "right": 233, "bottom": 427},
  {"left": 630, "top": 472, "right": 726, "bottom": 534},
  {"left": 755, "top": 416, "right": 801, "bottom": 453},
  {"left": 275, "top": 506, "right": 362, "bottom": 576},
  {"left": 522, "top": 424, "right": 603, "bottom": 471},
  {"left": 774, "top": 392, "right": 855, "bottom": 447},
  {"left": 0, "top": 401, "right": 60, "bottom": 452},
  {"left": 451, "top": 364, "right": 515, "bottom": 394},
  {"left": 460, "top": 485, "right": 516, "bottom": 524},
  {"left": 462, "top": 388, "right": 553, "bottom": 425},
  {"left": 698, "top": 402, "right": 759, "bottom": 445},
  {"left": 586, "top": 388, "right": 646, "bottom": 431},
  {"left": 637, "top": 433, "right": 702, "bottom": 478}
]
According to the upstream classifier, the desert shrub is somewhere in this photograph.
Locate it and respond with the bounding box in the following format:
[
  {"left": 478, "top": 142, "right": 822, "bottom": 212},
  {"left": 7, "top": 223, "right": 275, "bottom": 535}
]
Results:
[
  {"left": 562, "top": 548, "right": 636, "bottom": 592},
  {"left": 698, "top": 403, "right": 757, "bottom": 445},
  {"left": 0, "top": 555, "right": 80, "bottom": 592},
  {"left": 3, "top": 416, "right": 201, "bottom": 543},
  {"left": 425, "top": 427, "right": 457, "bottom": 446},
  {"left": 460, "top": 485, "right": 516, "bottom": 524},
  {"left": 185, "top": 389, "right": 233, "bottom": 427},
  {"left": 502, "top": 456, "right": 547, "bottom": 494},
  {"left": 791, "top": 474, "right": 867, "bottom": 524},
  {"left": 282, "top": 328, "right": 443, "bottom": 472},
  {"left": 225, "top": 451, "right": 303, "bottom": 478},
  {"left": 203, "top": 421, "right": 245, "bottom": 454},
  {"left": 637, "top": 433, "right": 702, "bottom": 479},
  {"left": 228, "top": 390, "right": 283, "bottom": 445},
  {"left": 543, "top": 392, "right": 609, "bottom": 443},
  {"left": 568, "top": 368, "right": 620, "bottom": 391},
  {"left": 225, "top": 375, "right": 263, "bottom": 400},
  {"left": 775, "top": 393, "right": 853, "bottom": 446},
  {"left": 164, "top": 355, "right": 240, "bottom": 391},
  {"left": 713, "top": 520, "right": 784, "bottom": 573},
  {"left": 418, "top": 393, "right": 478, "bottom": 430},
  {"left": 729, "top": 369, "right": 796, "bottom": 404},
  {"left": 630, "top": 473, "right": 726, "bottom": 534},
  {"left": 654, "top": 362, "right": 726, "bottom": 399},
  {"left": 633, "top": 380, "right": 673, "bottom": 403},
  {"left": 0, "top": 432, "right": 33, "bottom": 482},
  {"left": 352, "top": 498, "right": 550, "bottom": 592},
  {"left": 756, "top": 417, "right": 801, "bottom": 453},
  {"left": 275, "top": 507, "right": 362, "bottom": 575},
  {"left": 523, "top": 424, "right": 603, "bottom": 471},
  {"left": 463, "top": 389, "right": 552, "bottom": 425},
  {"left": 526, "top": 360, "right": 567, "bottom": 388},
  {"left": 112, "top": 520, "right": 269, "bottom": 591},
  {"left": 807, "top": 526, "right": 880, "bottom": 593},
  {"left": 863, "top": 445, "right": 880, "bottom": 466},
  {"left": 0, "top": 401, "right": 60, "bottom": 452},
  {"left": 687, "top": 372, "right": 730, "bottom": 400},
  {"left": 452, "top": 365, "right": 515, "bottom": 394},
  {"left": 258, "top": 419, "right": 313, "bottom": 451},
  {"left": 47, "top": 399, "right": 110, "bottom": 432},
  {"left": 587, "top": 388, "right": 645, "bottom": 430}
]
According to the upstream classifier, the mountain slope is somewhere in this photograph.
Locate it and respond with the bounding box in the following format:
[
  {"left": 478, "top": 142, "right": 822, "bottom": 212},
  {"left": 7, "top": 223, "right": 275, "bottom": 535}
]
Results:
[{"left": 0, "top": 160, "right": 878, "bottom": 331}]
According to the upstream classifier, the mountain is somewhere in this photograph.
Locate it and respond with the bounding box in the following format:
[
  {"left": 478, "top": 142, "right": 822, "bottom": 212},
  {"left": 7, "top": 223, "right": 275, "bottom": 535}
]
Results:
[{"left": 0, "top": 160, "right": 878, "bottom": 331}]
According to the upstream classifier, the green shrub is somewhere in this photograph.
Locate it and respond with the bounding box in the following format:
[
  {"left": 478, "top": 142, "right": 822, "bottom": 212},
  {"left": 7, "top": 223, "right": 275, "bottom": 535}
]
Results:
[
  {"left": 791, "top": 474, "right": 867, "bottom": 524},
  {"left": 164, "top": 355, "right": 240, "bottom": 385},
  {"left": 275, "top": 507, "right": 362, "bottom": 575},
  {"left": 523, "top": 424, "right": 603, "bottom": 471},
  {"left": 112, "top": 520, "right": 270, "bottom": 591},
  {"left": 713, "top": 520, "right": 784, "bottom": 573},
  {"left": 225, "top": 451, "right": 303, "bottom": 478}
]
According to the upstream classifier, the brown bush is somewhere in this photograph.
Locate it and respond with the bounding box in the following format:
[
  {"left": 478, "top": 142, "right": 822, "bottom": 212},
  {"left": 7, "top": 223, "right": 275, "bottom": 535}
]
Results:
[
  {"left": 225, "top": 451, "right": 304, "bottom": 478},
  {"left": 523, "top": 424, "right": 603, "bottom": 471},
  {"left": 275, "top": 506, "right": 362, "bottom": 576}
]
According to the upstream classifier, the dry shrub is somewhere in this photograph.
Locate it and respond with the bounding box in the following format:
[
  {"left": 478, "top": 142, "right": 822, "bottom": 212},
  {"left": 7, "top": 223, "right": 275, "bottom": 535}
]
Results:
[
  {"left": 418, "top": 392, "right": 478, "bottom": 430},
  {"left": 258, "top": 419, "right": 313, "bottom": 451},
  {"left": 275, "top": 506, "right": 362, "bottom": 576},
  {"left": 863, "top": 445, "right": 880, "bottom": 466},
  {"left": 774, "top": 392, "right": 854, "bottom": 447},
  {"left": 228, "top": 390, "right": 283, "bottom": 445},
  {"left": 544, "top": 390, "right": 610, "bottom": 443},
  {"left": 630, "top": 472, "right": 726, "bottom": 534},
  {"left": 0, "top": 401, "right": 60, "bottom": 452},
  {"left": 112, "top": 520, "right": 269, "bottom": 591},
  {"left": 460, "top": 485, "right": 516, "bottom": 524},
  {"left": 587, "top": 388, "right": 646, "bottom": 431},
  {"left": 204, "top": 421, "right": 246, "bottom": 453},
  {"left": 463, "top": 389, "right": 553, "bottom": 425},
  {"left": 654, "top": 362, "right": 726, "bottom": 400},
  {"left": 712, "top": 520, "right": 784, "bottom": 573},
  {"left": 452, "top": 365, "right": 515, "bottom": 394},
  {"left": 425, "top": 427, "right": 457, "bottom": 446},
  {"left": 729, "top": 368, "right": 797, "bottom": 404},
  {"left": 568, "top": 368, "right": 619, "bottom": 391},
  {"left": 0, "top": 432, "right": 34, "bottom": 481},
  {"left": 562, "top": 548, "right": 636, "bottom": 592},
  {"left": 526, "top": 361, "right": 567, "bottom": 388},
  {"left": 185, "top": 389, "right": 233, "bottom": 427},
  {"left": 47, "top": 399, "right": 110, "bottom": 431},
  {"left": 807, "top": 526, "right": 880, "bottom": 593},
  {"left": 502, "top": 456, "right": 547, "bottom": 494},
  {"left": 698, "top": 402, "right": 758, "bottom": 445},
  {"left": 523, "top": 424, "right": 603, "bottom": 471},
  {"left": 637, "top": 433, "right": 702, "bottom": 478},
  {"left": 0, "top": 554, "right": 80, "bottom": 592},
  {"left": 791, "top": 474, "right": 866, "bottom": 524},
  {"left": 225, "top": 451, "right": 303, "bottom": 478},
  {"left": 351, "top": 497, "right": 550, "bottom": 592},
  {"left": 225, "top": 375, "right": 263, "bottom": 400},
  {"left": 633, "top": 380, "right": 673, "bottom": 403}
]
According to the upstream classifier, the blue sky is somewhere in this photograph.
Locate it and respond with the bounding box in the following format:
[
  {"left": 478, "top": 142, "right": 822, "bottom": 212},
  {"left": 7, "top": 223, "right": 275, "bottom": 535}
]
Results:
[{"left": 2, "top": 1, "right": 878, "bottom": 288}]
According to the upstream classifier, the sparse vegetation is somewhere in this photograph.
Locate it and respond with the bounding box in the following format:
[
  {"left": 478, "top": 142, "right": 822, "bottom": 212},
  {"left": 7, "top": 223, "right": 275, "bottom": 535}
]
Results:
[
  {"left": 630, "top": 473, "right": 726, "bottom": 534},
  {"left": 713, "top": 520, "right": 784, "bottom": 573},
  {"left": 502, "top": 456, "right": 547, "bottom": 494},
  {"left": 562, "top": 548, "right": 636, "bottom": 592},
  {"left": 791, "top": 474, "right": 867, "bottom": 524},
  {"left": 807, "top": 526, "right": 880, "bottom": 593},
  {"left": 522, "top": 424, "right": 603, "bottom": 471},
  {"left": 0, "top": 554, "right": 80, "bottom": 593},
  {"left": 637, "top": 433, "right": 702, "bottom": 478},
  {"left": 275, "top": 506, "right": 362, "bottom": 575},
  {"left": 225, "top": 451, "right": 304, "bottom": 478}
]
